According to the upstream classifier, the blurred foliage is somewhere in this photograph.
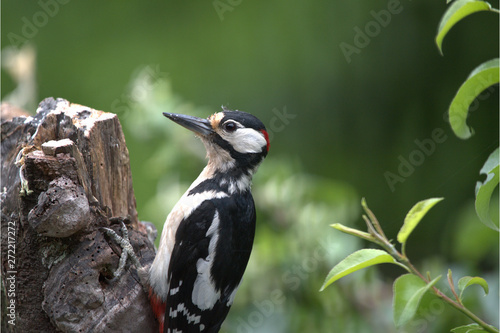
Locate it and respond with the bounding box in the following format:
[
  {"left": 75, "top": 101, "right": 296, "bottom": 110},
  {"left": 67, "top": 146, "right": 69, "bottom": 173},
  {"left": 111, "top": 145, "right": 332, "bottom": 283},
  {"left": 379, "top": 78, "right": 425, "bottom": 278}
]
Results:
[{"left": 1, "top": 1, "right": 498, "bottom": 332}]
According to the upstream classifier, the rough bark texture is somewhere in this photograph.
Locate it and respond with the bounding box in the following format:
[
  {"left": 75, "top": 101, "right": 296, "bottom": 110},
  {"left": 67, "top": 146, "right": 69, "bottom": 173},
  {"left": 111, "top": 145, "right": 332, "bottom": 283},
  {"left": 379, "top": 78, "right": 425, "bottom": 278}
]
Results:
[{"left": 1, "top": 98, "right": 158, "bottom": 333}]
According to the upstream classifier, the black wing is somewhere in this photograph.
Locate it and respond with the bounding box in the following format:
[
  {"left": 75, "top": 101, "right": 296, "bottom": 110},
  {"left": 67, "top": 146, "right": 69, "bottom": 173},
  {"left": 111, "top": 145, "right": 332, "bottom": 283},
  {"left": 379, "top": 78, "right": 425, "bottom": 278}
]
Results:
[{"left": 164, "top": 193, "right": 256, "bottom": 333}]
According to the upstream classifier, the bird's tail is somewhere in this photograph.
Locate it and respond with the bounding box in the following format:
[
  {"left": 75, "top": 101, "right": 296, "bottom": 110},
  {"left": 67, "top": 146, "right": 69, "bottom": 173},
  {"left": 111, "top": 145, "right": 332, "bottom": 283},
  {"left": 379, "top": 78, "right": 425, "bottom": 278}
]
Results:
[{"left": 149, "top": 288, "right": 166, "bottom": 333}]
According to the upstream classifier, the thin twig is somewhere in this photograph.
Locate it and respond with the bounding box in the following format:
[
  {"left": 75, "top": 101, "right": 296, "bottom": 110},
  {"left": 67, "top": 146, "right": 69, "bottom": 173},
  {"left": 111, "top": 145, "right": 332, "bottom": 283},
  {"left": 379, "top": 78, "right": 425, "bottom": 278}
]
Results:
[
  {"left": 361, "top": 198, "right": 387, "bottom": 239},
  {"left": 447, "top": 269, "right": 461, "bottom": 304}
]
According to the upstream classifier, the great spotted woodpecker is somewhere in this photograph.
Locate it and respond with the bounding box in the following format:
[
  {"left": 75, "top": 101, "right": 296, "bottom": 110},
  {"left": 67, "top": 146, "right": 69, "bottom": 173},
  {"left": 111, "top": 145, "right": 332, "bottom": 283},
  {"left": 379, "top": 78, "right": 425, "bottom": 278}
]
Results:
[{"left": 104, "top": 108, "right": 269, "bottom": 333}]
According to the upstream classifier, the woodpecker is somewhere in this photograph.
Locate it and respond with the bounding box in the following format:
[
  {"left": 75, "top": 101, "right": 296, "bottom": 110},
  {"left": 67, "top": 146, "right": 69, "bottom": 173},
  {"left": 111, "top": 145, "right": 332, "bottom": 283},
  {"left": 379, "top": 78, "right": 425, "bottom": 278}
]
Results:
[{"left": 105, "top": 108, "right": 269, "bottom": 333}]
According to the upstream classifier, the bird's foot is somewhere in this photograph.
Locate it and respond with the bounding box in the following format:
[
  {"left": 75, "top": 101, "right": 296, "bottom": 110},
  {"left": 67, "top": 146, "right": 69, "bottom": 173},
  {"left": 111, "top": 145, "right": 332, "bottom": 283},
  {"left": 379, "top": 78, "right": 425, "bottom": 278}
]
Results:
[{"left": 101, "top": 222, "right": 144, "bottom": 282}]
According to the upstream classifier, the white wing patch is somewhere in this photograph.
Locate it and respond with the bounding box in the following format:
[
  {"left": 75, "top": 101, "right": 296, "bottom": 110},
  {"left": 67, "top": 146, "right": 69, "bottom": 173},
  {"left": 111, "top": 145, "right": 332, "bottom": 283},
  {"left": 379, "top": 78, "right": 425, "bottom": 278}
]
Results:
[{"left": 192, "top": 211, "right": 221, "bottom": 310}]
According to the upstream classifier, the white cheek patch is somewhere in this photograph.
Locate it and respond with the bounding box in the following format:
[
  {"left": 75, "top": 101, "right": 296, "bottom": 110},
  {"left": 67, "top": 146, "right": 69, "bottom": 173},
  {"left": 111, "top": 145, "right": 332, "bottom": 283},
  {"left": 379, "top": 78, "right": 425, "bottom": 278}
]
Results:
[{"left": 227, "top": 128, "right": 267, "bottom": 154}]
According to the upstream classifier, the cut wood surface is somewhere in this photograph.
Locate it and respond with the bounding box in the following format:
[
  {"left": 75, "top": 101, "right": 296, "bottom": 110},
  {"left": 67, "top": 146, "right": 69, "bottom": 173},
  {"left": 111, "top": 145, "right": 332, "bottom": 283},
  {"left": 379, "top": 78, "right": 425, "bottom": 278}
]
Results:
[{"left": 1, "top": 98, "right": 158, "bottom": 333}]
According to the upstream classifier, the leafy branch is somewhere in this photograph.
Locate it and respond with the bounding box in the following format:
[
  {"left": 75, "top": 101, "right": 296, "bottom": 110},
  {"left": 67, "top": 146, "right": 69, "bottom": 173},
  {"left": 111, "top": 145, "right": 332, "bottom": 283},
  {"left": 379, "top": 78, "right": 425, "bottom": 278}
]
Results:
[
  {"left": 436, "top": 0, "right": 499, "bottom": 232},
  {"left": 436, "top": 0, "right": 499, "bottom": 142},
  {"left": 321, "top": 198, "right": 498, "bottom": 333},
  {"left": 321, "top": 1, "right": 498, "bottom": 331}
]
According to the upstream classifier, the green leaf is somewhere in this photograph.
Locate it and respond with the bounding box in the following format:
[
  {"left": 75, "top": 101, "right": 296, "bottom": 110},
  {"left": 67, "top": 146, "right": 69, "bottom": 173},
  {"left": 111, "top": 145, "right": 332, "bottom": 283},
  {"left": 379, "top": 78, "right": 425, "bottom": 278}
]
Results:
[
  {"left": 393, "top": 274, "right": 442, "bottom": 327},
  {"left": 475, "top": 148, "right": 499, "bottom": 231},
  {"left": 331, "top": 223, "right": 375, "bottom": 242},
  {"left": 458, "top": 276, "right": 490, "bottom": 300},
  {"left": 397, "top": 198, "right": 444, "bottom": 244},
  {"left": 320, "top": 249, "right": 399, "bottom": 291},
  {"left": 451, "top": 323, "right": 488, "bottom": 332},
  {"left": 448, "top": 58, "right": 500, "bottom": 139},
  {"left": 436, "top": 0, "right": 494, "bottom": 54}
]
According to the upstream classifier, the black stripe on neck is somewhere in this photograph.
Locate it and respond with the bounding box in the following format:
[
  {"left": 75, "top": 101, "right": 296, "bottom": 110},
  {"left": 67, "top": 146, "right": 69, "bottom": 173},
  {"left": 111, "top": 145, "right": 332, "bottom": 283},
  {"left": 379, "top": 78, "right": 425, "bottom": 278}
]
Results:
[{"left": 188, "top": 167, "right": 253, "bottom": 196}]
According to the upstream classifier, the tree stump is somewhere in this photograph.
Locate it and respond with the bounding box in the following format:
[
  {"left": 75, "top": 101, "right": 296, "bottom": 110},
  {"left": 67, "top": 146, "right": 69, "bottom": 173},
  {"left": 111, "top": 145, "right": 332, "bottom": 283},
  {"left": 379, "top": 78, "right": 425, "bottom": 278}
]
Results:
[{"left": 1, "top": 98, "right": 158, "bottom": 333}]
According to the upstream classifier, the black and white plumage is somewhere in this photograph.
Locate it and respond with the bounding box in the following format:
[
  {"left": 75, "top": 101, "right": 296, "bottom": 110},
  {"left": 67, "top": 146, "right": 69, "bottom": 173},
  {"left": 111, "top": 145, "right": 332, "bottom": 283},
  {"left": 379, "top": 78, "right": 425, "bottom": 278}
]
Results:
[{"left": 148, "top": 109, "right": 269, "bottom": 333}]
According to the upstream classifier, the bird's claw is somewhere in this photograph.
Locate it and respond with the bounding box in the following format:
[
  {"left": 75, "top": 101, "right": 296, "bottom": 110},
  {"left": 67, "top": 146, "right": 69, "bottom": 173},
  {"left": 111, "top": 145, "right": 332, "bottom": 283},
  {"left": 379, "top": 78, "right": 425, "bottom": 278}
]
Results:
[{"left": 101, "top": 222, "right": 143, "bottom": 280}]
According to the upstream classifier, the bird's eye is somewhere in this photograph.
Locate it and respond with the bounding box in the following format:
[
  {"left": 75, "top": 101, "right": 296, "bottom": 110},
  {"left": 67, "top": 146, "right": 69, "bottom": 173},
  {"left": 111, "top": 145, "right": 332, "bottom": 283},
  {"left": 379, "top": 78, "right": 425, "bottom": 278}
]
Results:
[{"left": 223, "top": 121, "right": 237, "bottom": 132}]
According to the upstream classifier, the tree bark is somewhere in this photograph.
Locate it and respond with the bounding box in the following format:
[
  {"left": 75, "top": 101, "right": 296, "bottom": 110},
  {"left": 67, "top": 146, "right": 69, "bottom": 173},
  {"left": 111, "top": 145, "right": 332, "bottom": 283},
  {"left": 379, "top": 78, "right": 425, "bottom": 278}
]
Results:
[{"left": 1, "top": 98, "right": 158, "bottom": 333}]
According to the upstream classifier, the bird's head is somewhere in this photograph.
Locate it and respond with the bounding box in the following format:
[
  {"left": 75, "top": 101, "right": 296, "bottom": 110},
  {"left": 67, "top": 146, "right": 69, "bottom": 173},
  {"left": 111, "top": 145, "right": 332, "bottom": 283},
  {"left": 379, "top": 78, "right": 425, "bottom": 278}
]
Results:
[{"left": 163, "top": 108, "right": 269, "bottom": 174}]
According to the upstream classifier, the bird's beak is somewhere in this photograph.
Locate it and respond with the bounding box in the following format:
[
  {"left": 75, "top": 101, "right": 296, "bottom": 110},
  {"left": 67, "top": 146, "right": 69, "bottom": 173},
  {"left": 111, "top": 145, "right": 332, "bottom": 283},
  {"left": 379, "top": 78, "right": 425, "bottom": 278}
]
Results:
[{"left": 163, "top": 112, "right": 214, "bottom": 136}]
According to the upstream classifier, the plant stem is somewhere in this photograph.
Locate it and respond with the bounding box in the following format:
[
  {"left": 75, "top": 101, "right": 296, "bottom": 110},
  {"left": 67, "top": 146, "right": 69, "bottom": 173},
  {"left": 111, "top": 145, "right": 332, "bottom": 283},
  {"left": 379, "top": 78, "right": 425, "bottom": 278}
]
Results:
[
  {"left": 395, "top": 253, "right": 498, "bottom": 333},
  {"left": 447, "top": 269, "right": 462, "bottom": 304},
  {"left": 433, "top": 288, "right": 498, "bottom": 333},
  {"left": 362, "top": 200, "right": 387, "bottom": 240},
  {"left": 356, "top": 201, "right": 498, "bottom": 332}
]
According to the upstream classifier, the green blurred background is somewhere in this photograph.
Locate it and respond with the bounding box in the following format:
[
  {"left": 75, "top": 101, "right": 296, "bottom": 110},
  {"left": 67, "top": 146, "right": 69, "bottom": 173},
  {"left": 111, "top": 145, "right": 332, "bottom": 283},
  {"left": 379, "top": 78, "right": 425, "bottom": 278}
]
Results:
[{"left": 2, "top": 1, "right": 499, "bottom": 332}]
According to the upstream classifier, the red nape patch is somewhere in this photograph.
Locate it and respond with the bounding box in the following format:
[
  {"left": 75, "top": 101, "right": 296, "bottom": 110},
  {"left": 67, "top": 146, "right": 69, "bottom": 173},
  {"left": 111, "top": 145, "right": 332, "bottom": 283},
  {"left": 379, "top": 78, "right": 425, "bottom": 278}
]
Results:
[
  {"left": 149, "top": 288, "right": 166, "bottom": 333},
  {"left": 261, "top": 129, "right": 270, "bottom": 152}
]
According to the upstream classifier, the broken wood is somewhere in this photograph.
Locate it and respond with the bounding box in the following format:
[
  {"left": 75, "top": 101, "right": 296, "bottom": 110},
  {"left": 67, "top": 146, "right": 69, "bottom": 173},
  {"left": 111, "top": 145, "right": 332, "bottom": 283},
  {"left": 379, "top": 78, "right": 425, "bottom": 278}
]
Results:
[{"left": 1, "top": 98, "right": 158, "bottom": 332}]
